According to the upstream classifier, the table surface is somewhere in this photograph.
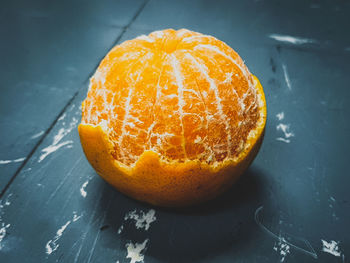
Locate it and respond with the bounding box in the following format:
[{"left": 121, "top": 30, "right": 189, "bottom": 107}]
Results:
[{"left": 1, "top": 0, "right": 349, "bottom": 262}]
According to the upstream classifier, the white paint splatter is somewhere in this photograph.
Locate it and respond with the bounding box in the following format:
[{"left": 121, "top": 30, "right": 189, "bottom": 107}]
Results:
[
  {"left": 276, "top": 137, "right": 291, "bottom": 143},
  {"left": 45, "top": 212, "right": 81, "bottom": 255},
  {"left": 321, "top": 240, "right": 342, "bottom": 257},
  {"left": 0, "top": 223, "right": 11, "bottom": 250},
  {"left": 58, "top": 113, "right": 66, "bottom": 122},
  {"left": 269, "top": 34, "right": 317, "bottom": 45},
  {"left": 329, "top": 196, "right": 335, "bottom": 208},
  {"left": 276, "top": 112, "right": 285, "bottom": 121},
  {"left": 328, "top": 197, "right": 339, "bottom": 220},
  {"left": 39, "top": 141, "right": 73, "bottom": 162},
  {"left": 2, "top": 194, "right": 13, "bottom": 207},
  {"left": 120, "top": 210, "right": 156, "bottom": 262},
  {"left": 80, "top": 181, "right": 89, "bottom": 198},
  {"left": 72, "top": 213, "right": 82, "bottom": 222},
  {"left": 39, "top": 117, "right": 78, "bottom": 162},
  {"left": 117, "top": 225, "right": 124, "bottom": 234},
  {"left": 273, "top": 237, "right": 290, "bottom": 262},
  {"left": 0, "top": 157, "right": 25, "bottom": 165},
  {"left": 282, "top": 64, "right": 292, "bottom": 90},
  {"left": 126, "top": 239, "right": 149, "bottom": 263},
  {"left": 276, "top": 121, "right": 294, "bottom": 144},
  {"left": 4, "top": 199, "right": 11, "bottom": 207},
  {"left": 0, "top": 194, "right": 12, "bottom": 250},
  {"left": 124, "top": 209, "right": 156, "bottom": 231},
  {"left": 277, "top": 124, "right": 294, "bottom": 138},
  {"left": 30, "top": 130, "right": 44, "bottom": 139}
]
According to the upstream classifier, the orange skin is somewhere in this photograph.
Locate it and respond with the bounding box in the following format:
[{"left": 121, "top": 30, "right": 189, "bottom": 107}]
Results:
[{"left": 78, "top": 76, "right": 266, "bottom": 207}]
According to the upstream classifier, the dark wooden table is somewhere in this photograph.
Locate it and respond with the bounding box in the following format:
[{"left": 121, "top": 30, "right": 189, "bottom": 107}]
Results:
[{"left": 1, "top": 0, "right": 349, "bottom": 262}]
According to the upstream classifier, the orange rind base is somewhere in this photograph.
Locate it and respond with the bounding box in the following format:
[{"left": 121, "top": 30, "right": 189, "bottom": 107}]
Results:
[{"left": 78, "top": 76, "right": 266, "bottom": 207}]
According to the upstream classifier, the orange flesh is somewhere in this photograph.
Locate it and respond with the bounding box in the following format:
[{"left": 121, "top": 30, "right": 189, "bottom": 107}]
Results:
[{"left": 81, "top": 29, "right": 260, "bottom": 166}]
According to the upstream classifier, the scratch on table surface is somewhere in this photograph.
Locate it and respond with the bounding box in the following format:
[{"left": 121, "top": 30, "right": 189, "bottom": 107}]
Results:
[
  {"left": 0, "top": 157, "right": 26, "bottom": 165},
  {"left": 86, "top": 220, "right": 103, "bottom": 263},
  {"left": 34, "top": 158, "right": 53, "bottom": 178},
  {"left": 255, "top": 206, "right": 318, "bottom": 259},
  {"left": 67, "top": 238, "right": 81, "bottom": 258},
  {"left": 269, "top": 34, "right": 317, "bottom": 45},
  {"left": 86, "top": 200, "right": 111, "bottom": 263},
  {"left": 23, "top": 167, "right": 32, "bottom": 173},
  {"left": 73, "top": 233, "right": 87, "bottom": 262},
  {"left": 282, "top": 64, "right": 292, "bottom": 90},
  {"left": 46, "top": 157, "right": 82, "bottom": 205},
  {"left": 74, "top": 193, "right": 104, "bottom": 263},
  {"left": 60, "top": 189, "right": 77, "bottom": 214}
]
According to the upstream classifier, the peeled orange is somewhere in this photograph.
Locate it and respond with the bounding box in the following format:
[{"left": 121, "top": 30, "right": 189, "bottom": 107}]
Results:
[{"left": 78, "top": 29, "right": 266, "bottom": 207}]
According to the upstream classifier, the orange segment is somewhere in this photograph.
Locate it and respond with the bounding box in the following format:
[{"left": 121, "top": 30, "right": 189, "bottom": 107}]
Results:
[{"left": 79, "top": 29, "right": 267, "bottom": 206}]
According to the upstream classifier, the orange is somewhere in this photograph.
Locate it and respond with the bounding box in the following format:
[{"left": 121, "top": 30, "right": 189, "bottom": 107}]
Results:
[{"left": 78, "top": 29, "right": 266, "bottom": 207}]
